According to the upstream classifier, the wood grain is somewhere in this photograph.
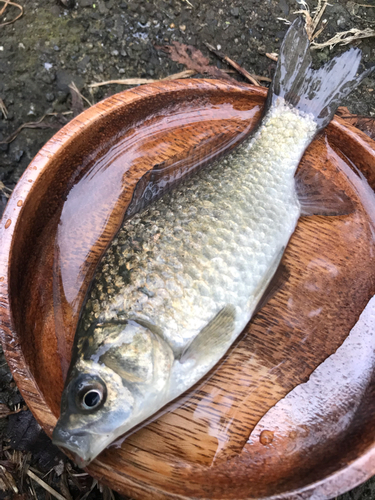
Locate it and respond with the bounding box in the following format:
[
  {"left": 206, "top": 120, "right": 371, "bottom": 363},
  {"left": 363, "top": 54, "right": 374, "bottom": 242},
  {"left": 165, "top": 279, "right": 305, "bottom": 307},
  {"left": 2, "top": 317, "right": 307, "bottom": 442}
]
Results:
[{"left": 1, "top": 80, "right": 375, "bottom": 499}]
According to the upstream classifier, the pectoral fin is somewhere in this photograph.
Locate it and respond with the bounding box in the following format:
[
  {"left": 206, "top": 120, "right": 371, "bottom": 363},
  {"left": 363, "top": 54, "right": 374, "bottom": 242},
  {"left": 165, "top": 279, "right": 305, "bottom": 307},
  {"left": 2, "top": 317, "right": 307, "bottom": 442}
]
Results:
[{"left": 180, "top": 305, "right": 236, "bottom": 364}]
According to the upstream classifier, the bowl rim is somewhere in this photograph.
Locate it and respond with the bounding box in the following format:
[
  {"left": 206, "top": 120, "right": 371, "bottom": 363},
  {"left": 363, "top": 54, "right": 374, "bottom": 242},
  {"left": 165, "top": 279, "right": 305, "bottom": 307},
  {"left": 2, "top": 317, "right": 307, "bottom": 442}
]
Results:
[{"left": 1, "top": 78, "right": 375, "bottom": 499}]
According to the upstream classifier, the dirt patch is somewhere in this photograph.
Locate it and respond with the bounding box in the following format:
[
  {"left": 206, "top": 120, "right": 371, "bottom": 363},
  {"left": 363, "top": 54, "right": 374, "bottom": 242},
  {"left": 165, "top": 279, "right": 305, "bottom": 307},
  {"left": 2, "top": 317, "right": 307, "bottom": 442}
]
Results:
[{"left": 0, "top": 0, "right": 374, "bottom": 498}]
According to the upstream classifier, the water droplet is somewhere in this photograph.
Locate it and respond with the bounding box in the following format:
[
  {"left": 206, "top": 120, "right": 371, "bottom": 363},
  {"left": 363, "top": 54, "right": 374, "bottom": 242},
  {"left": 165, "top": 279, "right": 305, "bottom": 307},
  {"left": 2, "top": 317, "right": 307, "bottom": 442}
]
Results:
[
  {"left": 0, "top": 277, "right": 4, "bottom": 282},
  {"left": 259, "top": 430, "right": 274, "bottom": 445},
  {"left": 5, "top": 219, "right": 11, "bottom": 229},
  {"left": 17, "top": 200, "right": 23, "bottom": 207}
]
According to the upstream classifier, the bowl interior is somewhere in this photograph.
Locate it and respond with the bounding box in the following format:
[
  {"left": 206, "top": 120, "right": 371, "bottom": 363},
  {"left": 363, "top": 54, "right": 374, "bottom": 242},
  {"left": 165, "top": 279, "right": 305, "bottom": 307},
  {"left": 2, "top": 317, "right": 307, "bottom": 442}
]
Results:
[{"left": 3, "top": 80, "right": 375, "bottom": 499}]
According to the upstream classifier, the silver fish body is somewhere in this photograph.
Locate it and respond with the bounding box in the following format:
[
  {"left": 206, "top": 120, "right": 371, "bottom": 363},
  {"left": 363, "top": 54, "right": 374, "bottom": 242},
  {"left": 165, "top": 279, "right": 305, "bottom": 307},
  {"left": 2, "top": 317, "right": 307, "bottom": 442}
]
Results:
[
  {"left": 80, "top": 101, "right": 316, "bottom": 391},
  {"left": 52, "top": 18, "right": 372, "bottom": 464}
]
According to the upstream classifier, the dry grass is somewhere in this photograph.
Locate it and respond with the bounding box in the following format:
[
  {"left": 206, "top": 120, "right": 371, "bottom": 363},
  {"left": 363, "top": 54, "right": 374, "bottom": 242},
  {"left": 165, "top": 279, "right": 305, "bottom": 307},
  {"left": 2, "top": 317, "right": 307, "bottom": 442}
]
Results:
[
  {"left": 295, "top": 0, "right": 375, "bottom": 48},
  {"left": 0, "top": 111, "right": 73, "bottom": 144},
  {"left": 311, "top": 27, "right": 375, "bottom": 49},
  {"left": 204, "top": 42, "right": 262, "bottom": 86},
  {"left": 0, "top": 0, "right": 23, "bottom": 27},
  {"left": 89, "top": 69, "right": 196, "bottom": 88},
  {"left": 0, "top": 98, "right": 8, "bottom": 119},
  {"left": 294, "top": 0, "right": 329, "bottom": 41}
]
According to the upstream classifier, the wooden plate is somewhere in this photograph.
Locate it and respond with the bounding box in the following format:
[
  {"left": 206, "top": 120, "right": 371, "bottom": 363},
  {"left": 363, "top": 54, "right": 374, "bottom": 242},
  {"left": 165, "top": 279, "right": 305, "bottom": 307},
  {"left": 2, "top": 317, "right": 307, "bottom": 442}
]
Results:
[{"left": 1, "top": 79, "right": 375, "bottom": 499}]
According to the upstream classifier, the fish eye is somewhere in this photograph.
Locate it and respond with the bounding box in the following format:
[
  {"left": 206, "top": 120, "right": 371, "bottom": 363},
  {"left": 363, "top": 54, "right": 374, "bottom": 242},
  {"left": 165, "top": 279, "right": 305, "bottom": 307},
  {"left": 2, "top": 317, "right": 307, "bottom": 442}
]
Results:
[
  {"left": 75, "top": 378, "right": 107, "bottom": 412},
  {"left": 82, "top": 389, "right": 102, "bottom": 409}
]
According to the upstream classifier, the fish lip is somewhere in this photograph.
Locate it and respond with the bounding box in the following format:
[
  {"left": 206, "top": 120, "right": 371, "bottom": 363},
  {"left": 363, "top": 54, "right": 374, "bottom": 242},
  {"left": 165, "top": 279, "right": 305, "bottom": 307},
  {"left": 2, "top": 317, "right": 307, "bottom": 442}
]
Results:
[
  {"left": 52, "top": 424, "right": 106, "bottom": 465},
  {"left": 52, "top": 438, "right": 93, "bottom": 467}
]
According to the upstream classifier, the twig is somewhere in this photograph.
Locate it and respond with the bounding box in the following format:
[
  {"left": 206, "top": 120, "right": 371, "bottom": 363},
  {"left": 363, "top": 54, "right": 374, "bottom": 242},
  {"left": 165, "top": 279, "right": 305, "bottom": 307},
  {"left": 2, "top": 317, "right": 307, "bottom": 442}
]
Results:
[
  {"left": 252, "top": 75, "right": 271, "bottom": 82},
  {"left": 295, "top": 0, "right": 329, "bottom": 40},
  {"left": 0, "top": 0, "right": 23, "bottom": 27},
  {"left": 0, "top": 111, "right": 73, "bottom": 144},
  {"left": 0, "top": 465, "right": 18, "bottom": 493},
  {"left": 89, "top": 78, "right": 157, "bottom": 88},
  {"left": 0, "top": 402, "right": 26, "bottom": 416},
  {"left": 27, "top": 470, "right": 67, "bottom": 500},
  {"left": 0, "top": 98, "right": 7, "bottom": 119},
  {"left": 69, "top": 82, "right": 92, "bottom": 108},
  {"left": 204, "top": 42, "right": 260, "bottom": 86},
  {"left": 89, "top": 69, "right": 196, "bottom": 88},
  {"left": 0, "top": 0, "right": 9, "bottom": 16},
  {"left": 266, "top": 53, "right": 278, "bottom": 62},
  {"left": 311, "top": 0, "right": 328, "bottom": 35},
  {"left": 310, "top": 20, "right": 328, "bottom": 41}
]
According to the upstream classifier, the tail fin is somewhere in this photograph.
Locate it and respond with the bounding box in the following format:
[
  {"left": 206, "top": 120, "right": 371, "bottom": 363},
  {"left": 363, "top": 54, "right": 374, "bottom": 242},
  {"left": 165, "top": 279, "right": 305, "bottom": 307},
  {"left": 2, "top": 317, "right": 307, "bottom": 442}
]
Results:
[{"left": 266, "top": 17, "right": 374, "bottom": 131}]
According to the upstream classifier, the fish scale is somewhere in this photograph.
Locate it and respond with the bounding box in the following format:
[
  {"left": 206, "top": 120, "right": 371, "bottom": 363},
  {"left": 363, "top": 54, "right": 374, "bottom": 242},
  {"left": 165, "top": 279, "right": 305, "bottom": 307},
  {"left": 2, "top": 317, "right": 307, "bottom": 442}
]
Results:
[{"left": 82, "top": 103, "right": 317, "bottom": 356}]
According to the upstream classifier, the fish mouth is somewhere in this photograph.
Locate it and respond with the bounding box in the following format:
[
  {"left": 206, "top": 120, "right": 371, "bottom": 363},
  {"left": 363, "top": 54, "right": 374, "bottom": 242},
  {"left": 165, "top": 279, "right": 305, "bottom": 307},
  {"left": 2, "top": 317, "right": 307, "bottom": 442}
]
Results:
[{"left": 52, "top": 424, "right": 112, "bottom": 466}]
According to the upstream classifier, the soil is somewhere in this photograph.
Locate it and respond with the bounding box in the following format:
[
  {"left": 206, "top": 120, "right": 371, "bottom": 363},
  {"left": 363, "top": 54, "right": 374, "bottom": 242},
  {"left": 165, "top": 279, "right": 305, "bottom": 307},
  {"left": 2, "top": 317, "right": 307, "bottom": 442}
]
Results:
[{"left": 0, "top": 0, "right": 375, "bottom": 498}]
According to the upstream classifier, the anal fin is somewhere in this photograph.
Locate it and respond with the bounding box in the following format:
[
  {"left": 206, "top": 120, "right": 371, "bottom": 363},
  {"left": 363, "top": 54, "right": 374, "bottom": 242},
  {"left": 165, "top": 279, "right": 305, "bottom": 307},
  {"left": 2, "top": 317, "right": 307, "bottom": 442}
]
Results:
[
  {"left": 295, "top": 167, "right": 355, "bottom": 216},
  {"left": 180, "top": 305, "right": 236, "bottom": 364}
]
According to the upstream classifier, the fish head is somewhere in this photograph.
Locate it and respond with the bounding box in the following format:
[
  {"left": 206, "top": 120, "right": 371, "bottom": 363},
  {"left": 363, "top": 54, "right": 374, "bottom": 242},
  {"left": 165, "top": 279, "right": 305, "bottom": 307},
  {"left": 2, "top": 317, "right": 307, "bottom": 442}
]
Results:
[
  {"left": 52, "top": 320, "right": 174, "bottom": 464},
  {"left": 52, "top": 358, "right": 135, "bottom": 465}
]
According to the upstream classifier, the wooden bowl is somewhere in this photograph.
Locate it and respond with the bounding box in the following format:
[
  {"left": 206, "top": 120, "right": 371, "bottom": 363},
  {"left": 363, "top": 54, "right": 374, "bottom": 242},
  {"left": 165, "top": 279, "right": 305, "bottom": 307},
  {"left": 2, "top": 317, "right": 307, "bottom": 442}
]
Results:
[{"left": 1, "top": 79, "right": 375, "bottom": 499}]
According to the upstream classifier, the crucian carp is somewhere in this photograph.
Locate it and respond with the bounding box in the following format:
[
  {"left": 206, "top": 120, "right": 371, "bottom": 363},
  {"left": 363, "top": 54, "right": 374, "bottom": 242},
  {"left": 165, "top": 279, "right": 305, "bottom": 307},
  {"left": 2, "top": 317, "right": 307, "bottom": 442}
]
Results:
[{"left": 52, "top": 17, "right": 373, "bottom": 464}]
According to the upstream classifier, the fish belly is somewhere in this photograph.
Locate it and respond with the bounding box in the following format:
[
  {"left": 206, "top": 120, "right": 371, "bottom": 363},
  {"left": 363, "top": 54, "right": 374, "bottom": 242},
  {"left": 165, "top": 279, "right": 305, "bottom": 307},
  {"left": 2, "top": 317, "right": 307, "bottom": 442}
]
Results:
[{"left": 82, "top": 100, "right": 317, "bottom": 393}]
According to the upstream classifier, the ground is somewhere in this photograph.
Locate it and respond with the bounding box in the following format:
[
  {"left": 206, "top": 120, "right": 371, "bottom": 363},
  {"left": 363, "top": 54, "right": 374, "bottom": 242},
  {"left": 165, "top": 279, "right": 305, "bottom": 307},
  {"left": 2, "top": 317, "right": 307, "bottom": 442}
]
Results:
[{"left": 0, "top": 0, "right": 375, "bottom": 498}]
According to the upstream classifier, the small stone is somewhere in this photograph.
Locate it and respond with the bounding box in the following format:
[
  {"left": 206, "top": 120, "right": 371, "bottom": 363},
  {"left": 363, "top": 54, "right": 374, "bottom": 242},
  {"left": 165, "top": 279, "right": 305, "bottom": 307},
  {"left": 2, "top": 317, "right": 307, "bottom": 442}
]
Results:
[
  {"left": 77, "top": 55, "right": 91, "bottom": 70},
  {"left": 346, "top": 1, "right": 359, "bottom": 16},
  {"left": 56, "top": 70, "right": 84, "bottom": 91},
  {"left": 179, "top": 24, "right": 186, "bottom": 31},
  {"left": 28, "top": 104, "right": 36, "bottom": 116},
  {"left": 337, "top": 16, "right": 348, "bottom": 29},
  {"left": 0, "top": 134, "right": 9, "bottom": 152},
  {"left": 169, "top": 23, "right": 175, "bottom": 28},
  {"left": 13, "top": 149, "right": 24, "bottom": 163},
  {"left": 40, "top": 71, "right": 55, "bottom": 84},
  {"left": 230, "top": 7, "right": 239, "bottom": 17},
  {"left": 111, "top": 49, "right": 119, "bottom": 56},
  {"left": 316, "top": 51, "right": 329, "bottom": 63},
  {"left": 50, "top": 5, "right": 61, "bottom": 15},
  {"left": 257, "top": 45, "right": 266, "bottom": 54},
  {"left": 45, "top": 92, "right": 55, "bottom": 102},
  {"left": 98, "top": 0, "right": 108, "bottom": 14}
]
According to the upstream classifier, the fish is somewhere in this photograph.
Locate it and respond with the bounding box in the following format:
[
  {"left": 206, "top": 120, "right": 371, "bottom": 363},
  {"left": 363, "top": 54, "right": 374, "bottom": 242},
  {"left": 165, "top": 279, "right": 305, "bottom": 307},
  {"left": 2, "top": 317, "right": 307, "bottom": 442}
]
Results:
[{"left": 52, "top": 17, "right": 373, "bottom": 464}]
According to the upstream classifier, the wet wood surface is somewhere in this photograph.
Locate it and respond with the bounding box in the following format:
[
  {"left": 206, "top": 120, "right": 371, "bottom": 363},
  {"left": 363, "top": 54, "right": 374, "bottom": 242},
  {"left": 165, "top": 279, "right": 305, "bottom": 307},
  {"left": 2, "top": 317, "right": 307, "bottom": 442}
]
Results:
[{"left": 1, "top": 80, "right": 375, "bottom": 499}]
